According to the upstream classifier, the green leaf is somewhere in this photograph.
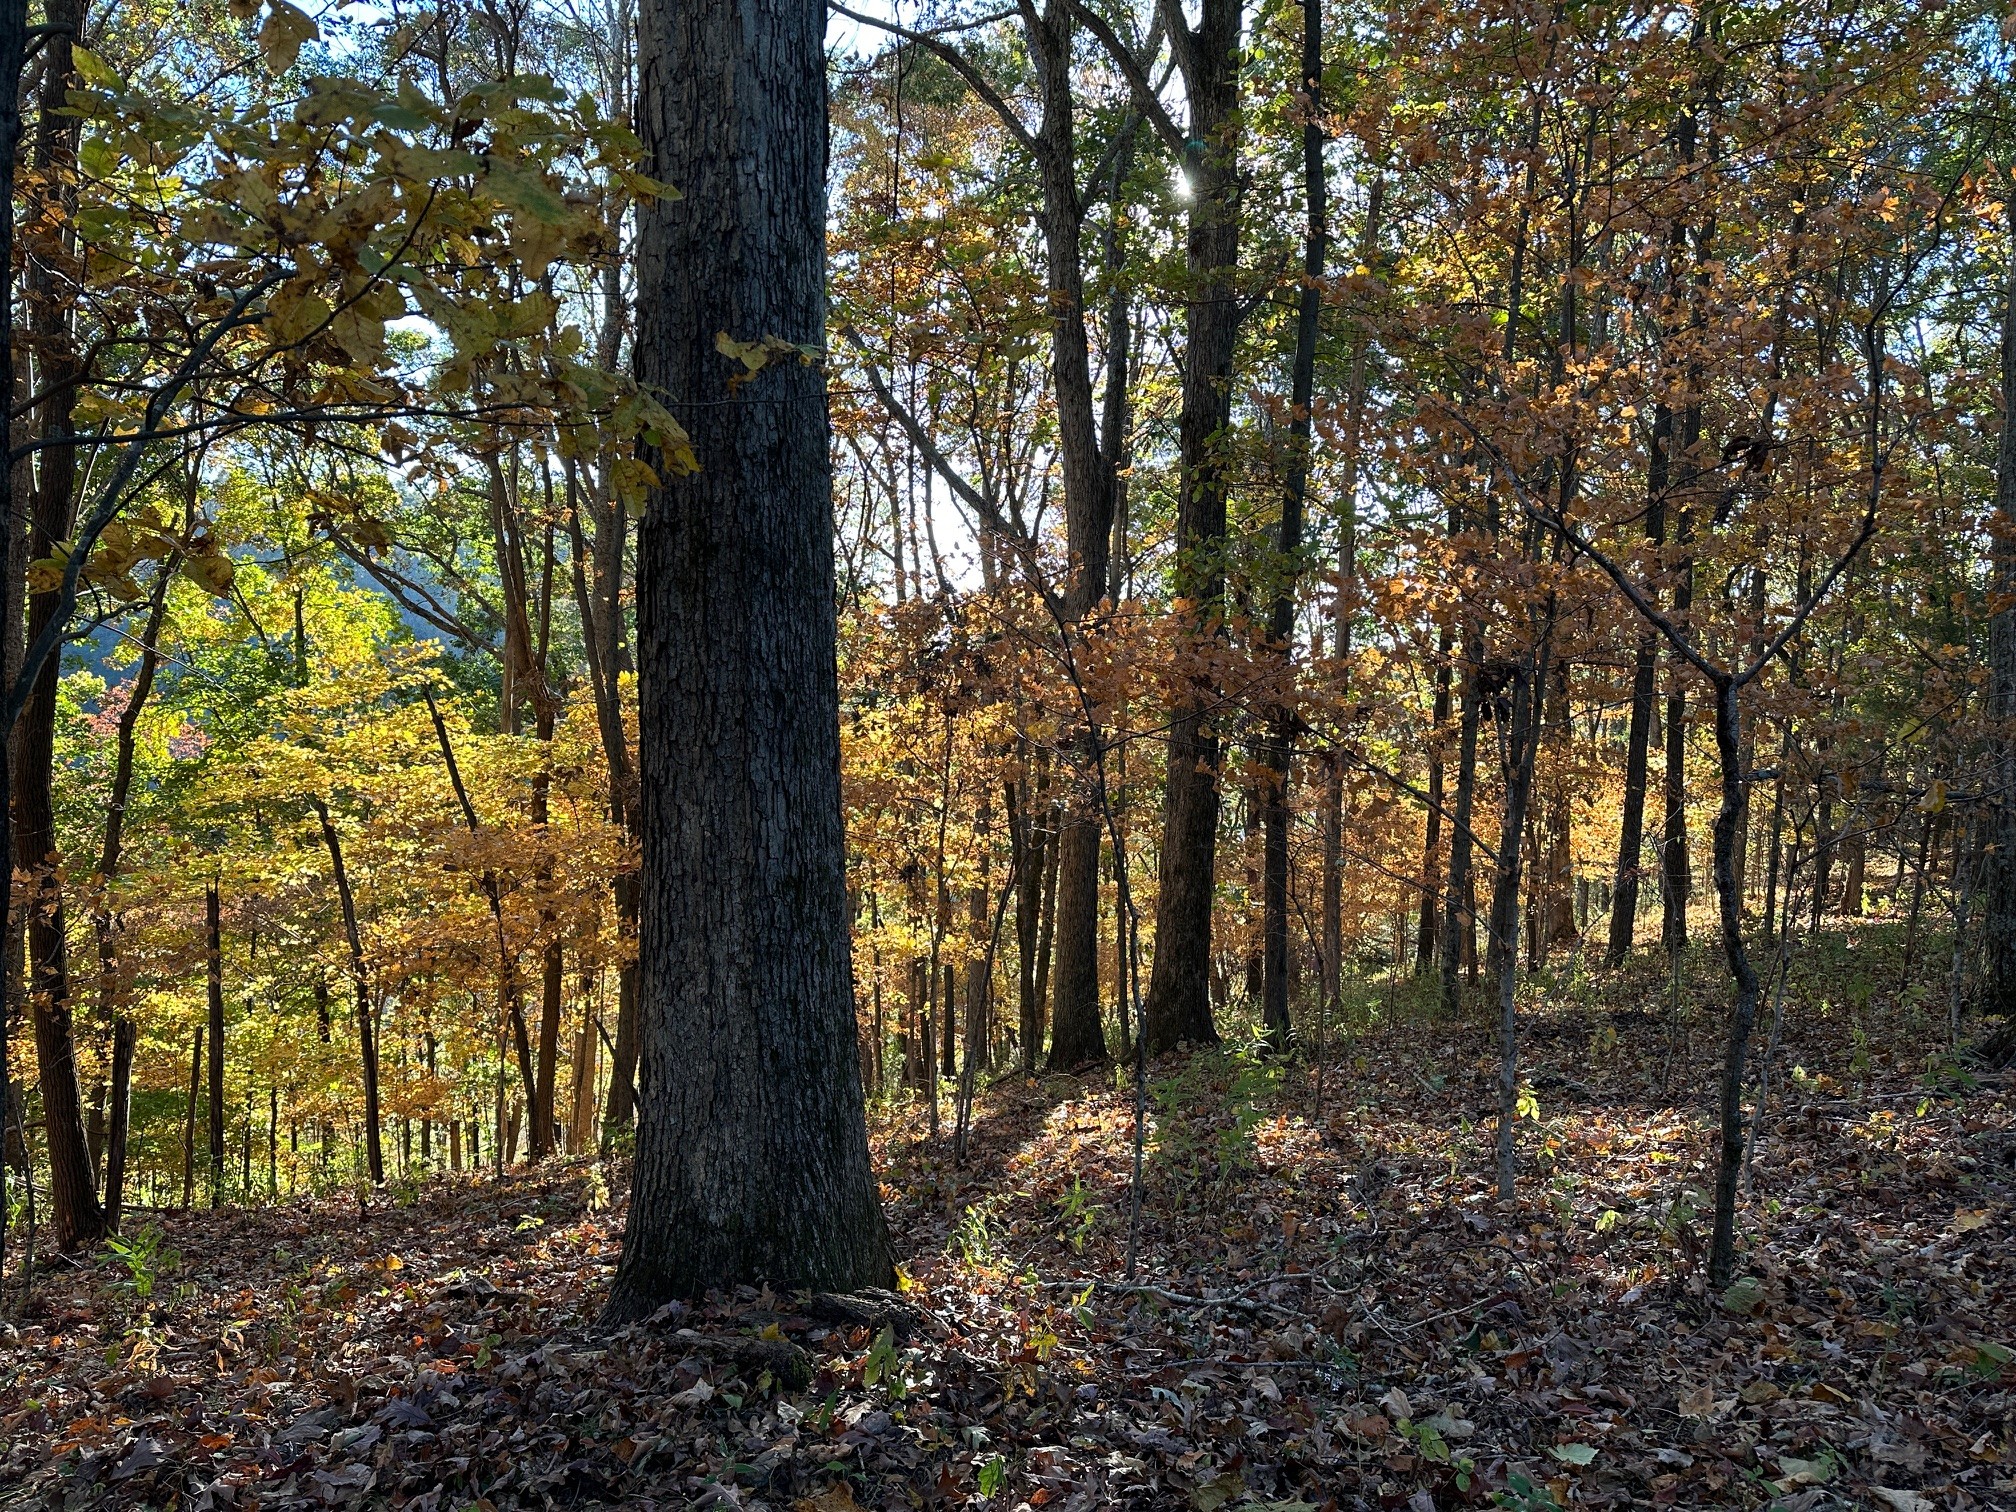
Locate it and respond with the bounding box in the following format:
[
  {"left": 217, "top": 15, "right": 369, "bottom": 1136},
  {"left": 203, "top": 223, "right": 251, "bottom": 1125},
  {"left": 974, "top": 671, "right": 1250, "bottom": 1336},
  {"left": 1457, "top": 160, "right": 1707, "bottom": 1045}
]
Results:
[
  {"left": 1549, "top": 1442, "right": 1597, "bottom": 1466},
  {"left": 1720, "top": 1276, "right": 1765, "bottom": 1316},
  {"left": 976, "top": 1455, "right": 1006, "bottom": 1497},
  {"left": 71, "top": 46, "right": 123, "bottom": 88},
  {"left": 483, "top": 160, "right": 570, "bottom": 225}
]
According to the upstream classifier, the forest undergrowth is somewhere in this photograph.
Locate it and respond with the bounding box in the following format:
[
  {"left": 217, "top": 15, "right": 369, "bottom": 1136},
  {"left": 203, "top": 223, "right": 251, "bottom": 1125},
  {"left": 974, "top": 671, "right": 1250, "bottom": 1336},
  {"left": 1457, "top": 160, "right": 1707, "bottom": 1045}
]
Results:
[{"left": 2, "top": 919, "right": 2011, "bottom": 1511}]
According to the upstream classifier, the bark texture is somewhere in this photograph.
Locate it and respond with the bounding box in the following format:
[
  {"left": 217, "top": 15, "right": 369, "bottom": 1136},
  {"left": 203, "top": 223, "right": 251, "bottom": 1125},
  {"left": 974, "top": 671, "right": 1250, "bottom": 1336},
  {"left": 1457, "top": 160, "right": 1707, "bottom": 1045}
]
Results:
[
  {"left": 607, "top": 0, "right": 891, "bottom": 1309},
  {"left": 1142, "top": 0, "right": 1243, "bottom": 1056}
]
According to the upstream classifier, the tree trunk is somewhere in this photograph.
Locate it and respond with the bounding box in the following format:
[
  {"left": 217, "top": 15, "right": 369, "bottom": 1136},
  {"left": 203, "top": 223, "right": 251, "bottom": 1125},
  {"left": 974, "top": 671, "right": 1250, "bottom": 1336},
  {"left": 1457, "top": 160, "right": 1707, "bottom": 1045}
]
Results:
[
  {"left": 1661, "top": 589, "right": 1693, "bottom": 952},
  {"left": 1025, "top": 0, "right": 1117, "bottom": 1076},
  {"left": 95, "top": 567, "right": 171, "bottom": 1231},
  {"left": 607, "top": 0, "right": 891, "bottom": 1308},
  {"left": 0, "top": 0, "right": 32, "bottom": 1287},
  {"left": 1143, "top": 0, "right": 1244, "bottom": 1056},
  {"left": 603, "top": 876, "right": 641, "bottom": 1136},
  {"left": 1491, "top": 617, "right": 1554, "bottom": 1198},
  {"left": 1440, "top": 629, "right": 1483, "bottom": 1015},
  {"left": 12, "top": 0, "right": 97, "bottom": 1251},
  {"left": 207, "top": 881, "right": 226, "bottom": 1206},
  {"left": 533, "top": 941, "right": 562, "bottom": 1159},
  {"left": 1010, "top": 770, "right": 1048, "bottom": 1073},
  {"left": 1415, "top": 635, "right": 1452, "bottom": 973},
  {"left": 103, "top": 1018, "right": 134, "bottom": 1231},
  {"left": 182, "top": 1024, "right": 203, "bottom": 1209},
  {"left": 1047, "top": 821, "right": 1106, "bottom": 1067},
  {"left": 1259, "top": 0, "right": 1328, "bottom": 1054},
  {"left": 314, "top": 798, "right": 383, "bottom": 1184},
  {"left": 1707, "top": 677, "right": 1761, "bottom": 1289},
  {"left": 1985, "top": 187, "right": 2016, "bottom": 1021}
]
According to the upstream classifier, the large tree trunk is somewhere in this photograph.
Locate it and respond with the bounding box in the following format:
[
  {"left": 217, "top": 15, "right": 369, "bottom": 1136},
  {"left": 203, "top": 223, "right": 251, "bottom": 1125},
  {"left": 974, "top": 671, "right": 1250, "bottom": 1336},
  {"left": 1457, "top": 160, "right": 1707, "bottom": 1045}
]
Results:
[
  {"left": 1027, "top": 0, "right": 1116, "bottom": 1074},
  {"left": 13, "top": 0, "right": 97, "bottom": 1251},
  {"left": 1143, "top": 0, "right": 1244, "bottom": 1057},
  {"left": 0, "top": 0, "right": 30, "bottom": 1288},
  {"left": 1046, "top": 822, "right": 1106, "bottom": 1067},
  {"left": 605, "top": 0, "right": 891, "bottom": 1309}
]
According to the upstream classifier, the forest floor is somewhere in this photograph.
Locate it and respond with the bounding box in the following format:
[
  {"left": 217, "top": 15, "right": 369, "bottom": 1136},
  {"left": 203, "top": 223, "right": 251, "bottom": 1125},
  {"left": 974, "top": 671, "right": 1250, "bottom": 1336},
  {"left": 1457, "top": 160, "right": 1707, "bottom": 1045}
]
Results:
[{"left": 2, "top": 918, "right": 2013, "bottom": 1511}]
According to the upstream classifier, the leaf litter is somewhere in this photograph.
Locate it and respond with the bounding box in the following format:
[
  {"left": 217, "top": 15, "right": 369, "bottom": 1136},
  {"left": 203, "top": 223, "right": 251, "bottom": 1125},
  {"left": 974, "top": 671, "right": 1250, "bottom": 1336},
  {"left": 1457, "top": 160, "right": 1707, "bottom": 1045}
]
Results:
[{"left": 2, "top": 932, "right": 2013, "bottom": 1510}]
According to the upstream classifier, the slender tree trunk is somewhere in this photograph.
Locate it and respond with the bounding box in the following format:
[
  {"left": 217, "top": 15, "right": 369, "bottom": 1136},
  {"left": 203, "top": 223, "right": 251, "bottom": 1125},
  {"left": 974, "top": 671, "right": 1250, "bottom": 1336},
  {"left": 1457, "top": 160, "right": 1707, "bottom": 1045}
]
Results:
[
  {"left": 207, "top": 881, "right": 226, "bottom": 1206},
  {"left": 313, "top": 798, "right": 383, "bottom": 1184},
  {"left": 1492, "top": 615, "right": 1554, "bottom": 1198},
  {"left": 534, "top": 941, "right": 563, "bottom": 1158},
  {"left": 1986, "top": 185, "right": 2016, "bottom": 1023},
  {"left": 1259, "top": 0, "right": 1328, "bottom": 1053},
  {"left": 1708, "top": 677, "right": 1761, "bottom": 1288},
  {"left": 1542, "top": 660, "right": 1576, "bottom": 944},
  {"left": 1661, "top": 562, "right": 1693, "bottom": 952},
  {"left": 103, "top": 1019, "right": 134, "bottom": 1231},
  {"left": 425, "top": 693, "right": 539, "bottom": 1118},
  {"left": 603, "top": 876, "right": 641, "bottom": 1136},
  {"left": 1440, "top": 628, "right": 1483, "bottom": 1015},
  {"left": 1415, "top": 636, "right": 1452, "bottom": 973},
  {"left": 1036, "top": 799, "right": 1061, "bottom": 1042},
  {"left": 95, "top": 568, "right": 171, "bottom": 1232},
  {"left": 607, "top": 0, "right": 891, "bottom": 1308},
  {"left": 182, "top": 1024, "right": 203, "bottom": 1209}
]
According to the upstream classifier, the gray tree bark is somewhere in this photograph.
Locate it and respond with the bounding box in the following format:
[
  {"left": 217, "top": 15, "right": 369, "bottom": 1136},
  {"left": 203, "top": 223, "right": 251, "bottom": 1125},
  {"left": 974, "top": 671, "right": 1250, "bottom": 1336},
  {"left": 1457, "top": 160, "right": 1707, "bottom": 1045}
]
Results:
[{"left": 606, "top": 0, "right": 890, "bottom": 1309}]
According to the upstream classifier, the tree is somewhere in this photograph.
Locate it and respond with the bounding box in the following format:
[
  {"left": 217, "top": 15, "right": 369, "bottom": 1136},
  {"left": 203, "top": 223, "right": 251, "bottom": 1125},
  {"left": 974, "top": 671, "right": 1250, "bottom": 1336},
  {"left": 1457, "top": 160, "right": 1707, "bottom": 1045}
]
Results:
[{"left": 604, "top": 0, "right": 891, "bottom": 1310}]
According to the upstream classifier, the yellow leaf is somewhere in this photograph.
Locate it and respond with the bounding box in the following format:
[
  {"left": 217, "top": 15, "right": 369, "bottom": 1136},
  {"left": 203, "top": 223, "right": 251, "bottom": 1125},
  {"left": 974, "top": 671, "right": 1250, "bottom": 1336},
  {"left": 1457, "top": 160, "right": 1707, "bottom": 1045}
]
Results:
[
  {"left": 258, "top": 0, "right": 319, "bottom": 73},
  {"left": 181, "top": 553, "right": 236, "bottom": 596}
]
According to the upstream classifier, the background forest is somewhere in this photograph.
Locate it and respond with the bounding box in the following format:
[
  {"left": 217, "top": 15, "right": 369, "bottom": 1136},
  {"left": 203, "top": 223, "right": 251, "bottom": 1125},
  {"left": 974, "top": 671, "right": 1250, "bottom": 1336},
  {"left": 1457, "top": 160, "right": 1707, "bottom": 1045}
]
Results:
[{"left": 0, "top": 0, "right": 2013, "bottom": 1506}]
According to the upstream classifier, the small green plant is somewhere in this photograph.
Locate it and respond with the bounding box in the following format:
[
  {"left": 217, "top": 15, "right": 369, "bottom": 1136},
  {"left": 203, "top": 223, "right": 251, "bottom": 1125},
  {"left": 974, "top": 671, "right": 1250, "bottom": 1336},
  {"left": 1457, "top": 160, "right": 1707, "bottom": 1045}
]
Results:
[
  {"left": 105, "top": 1222, "right": 178, "bottom": 1302},
  {"left": 954, "top": 1199, "right": 1001, "bottom": 1265},
  {"left": 1495, "top": 1473, "right": 1566, "bottom": 1511},
  {"left": 977, "top": 1455, "right": 1007, "bottom": 1497},
  {"left": 862, "top": 1324, "right": 907, "bottom": 1397},
  {"left": 1054, "top": 1178, "right": 1100, "bottom": 1253}
]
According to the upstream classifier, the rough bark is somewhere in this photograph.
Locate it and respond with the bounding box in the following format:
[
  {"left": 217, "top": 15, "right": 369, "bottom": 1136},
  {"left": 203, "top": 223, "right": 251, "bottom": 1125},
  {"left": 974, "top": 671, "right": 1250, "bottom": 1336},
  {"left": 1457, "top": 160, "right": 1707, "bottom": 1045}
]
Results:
[
  {"left": 1143, "top": 0, "right": 1244, "bottom": 1056},
  {"left": 0, "top": 0, "right": 29, "bottom": 1282},
  {"left": 13, "top": 0, "right": 98, "bottom": 1251},
  {"left": 606, "top": 0, "right": 891, "bottom": 1308}
]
